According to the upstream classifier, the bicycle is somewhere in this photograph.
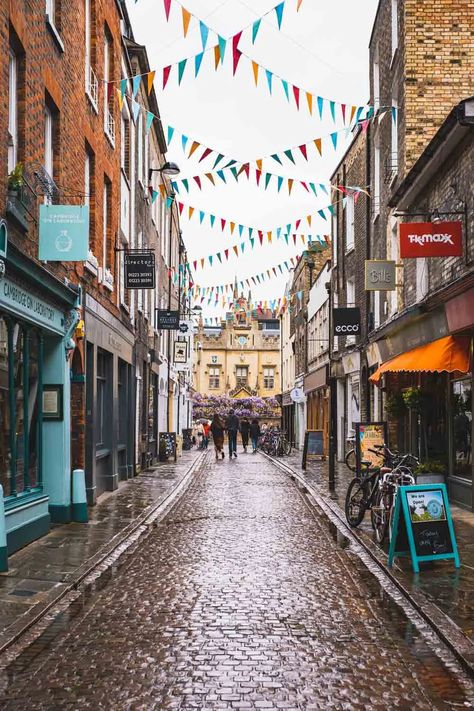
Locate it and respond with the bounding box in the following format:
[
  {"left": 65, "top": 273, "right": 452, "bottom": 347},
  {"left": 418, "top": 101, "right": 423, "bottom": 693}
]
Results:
[
  {"left": 345, "top": 458, "right": 383, "bottom": 527},
  {"left": 371, "top": 451, "right": 418, "bottom": 543}
]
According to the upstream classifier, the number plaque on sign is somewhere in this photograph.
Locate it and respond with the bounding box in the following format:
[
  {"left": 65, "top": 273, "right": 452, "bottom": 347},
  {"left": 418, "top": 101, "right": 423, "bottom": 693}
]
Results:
[
  {"left": 157, "top": 310, "right": 180, "bottom": 330},
  {"left": 124, "top": 252, "right": 155, "bottom": 289}
]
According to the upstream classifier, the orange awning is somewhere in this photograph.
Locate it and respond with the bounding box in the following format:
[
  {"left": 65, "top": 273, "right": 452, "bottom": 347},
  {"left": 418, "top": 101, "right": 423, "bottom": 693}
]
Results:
[{"left": 369, "top": 335, "right": 471, "bottom": 385}]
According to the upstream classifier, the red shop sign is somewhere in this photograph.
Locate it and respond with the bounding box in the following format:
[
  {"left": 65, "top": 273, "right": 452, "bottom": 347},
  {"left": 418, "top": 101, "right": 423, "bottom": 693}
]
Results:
[{"left": 399, "top": 221, "right": 463, "bottom": 258}]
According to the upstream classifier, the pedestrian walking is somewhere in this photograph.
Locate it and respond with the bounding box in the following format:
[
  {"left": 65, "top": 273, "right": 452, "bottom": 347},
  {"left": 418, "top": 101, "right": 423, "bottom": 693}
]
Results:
[
  {"left": 196, "top": 421, "right": 204, "bottom": 450},
  {"left": 240, "top": 417, "right": 250, "bottom": 453},
  {"left": 202, "top": 421, "right": 210, "bottom": 449},
  {"left": 225, "top": 409, "right": 240, "bottom": 458},
  {"left": 250, "top": 418, "right": 261, "bottom": 453},
  {"left": 210, "top": 414, "right": 225, "bottom": 460}
]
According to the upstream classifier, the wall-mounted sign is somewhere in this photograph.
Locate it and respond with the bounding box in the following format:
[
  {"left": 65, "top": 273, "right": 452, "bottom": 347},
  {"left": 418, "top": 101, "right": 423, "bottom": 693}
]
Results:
[
  {"left": 157, "top": 310, "right": 180, "bottom": 330},
  {"left": 124, "top": 252, "right": 155, "bottom": 289},
  {"left": 173, "top": 340, "right": 187, "bottom": 363},
  {"left": 39, "top": 205, "right": 89, "bottom": 261},
  {"left": 290, "top": 387, "right": 306, "bottom": 404},
  {"left": 333, "top": 307, "right": 360, "bottom": 335},
  {"left": 0, "top": 277, "right": 63, "bottom": 334},
  {"left": 399, "top": 221, "right": 463, "bottom": 258},
  {"left": 302, "top": 430, "right": 325, "bottom": 470},
  {"left": 388, "top": 484, "right": 460, "bottom": 573},
  {"left": 365, "top": 260, "right": 396, "bottom": 290},
  {"left": 42, "top": 384, "right": 63, "bottom": 420},
  {"left": 0, "top": 219, "right": 8, "bottom": 258}
]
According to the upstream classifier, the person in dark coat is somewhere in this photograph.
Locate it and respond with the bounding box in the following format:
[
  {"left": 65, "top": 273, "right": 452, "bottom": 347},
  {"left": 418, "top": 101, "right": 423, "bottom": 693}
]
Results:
[
  {"left": 240, "top": 418, "right": 250, "bottom": 453},
  {"left": 250, "top": 419, "right": 261, "bottom": 453},
  {"left": 225, "top": 409, "right": 240, "bottom": 458},
  {"left": 210, "top": 414, "right": 225, "bottom": 460}
]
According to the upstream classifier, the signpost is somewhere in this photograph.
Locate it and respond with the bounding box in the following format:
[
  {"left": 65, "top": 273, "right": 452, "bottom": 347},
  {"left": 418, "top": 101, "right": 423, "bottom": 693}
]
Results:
[
  {"left": 355, "top": 421, "right": 387, "bottom": 471},
  {"left": 124, "top": 252, "right": 155, "bottom": 289},
  {"left": 399, "top": 221, "right": 463, "bottom": 258},
  {"left": 388, "top": 484, "right": 460, "bottom": 573},
  {"left": 302, "top": 430, "right": 325, "bottom": 470},
  {"left": 157, "top": 310, "right": 180, "bottom": 330}
]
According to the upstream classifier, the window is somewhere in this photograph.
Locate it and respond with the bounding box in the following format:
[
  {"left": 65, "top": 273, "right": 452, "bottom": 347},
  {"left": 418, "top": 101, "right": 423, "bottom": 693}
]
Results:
[
  {"left": 236, "top": 366, "right": 248, "bottom": 388},
  {"left": 103, "top": 29, "right": 115, "bottom": 144},
  {"left": 332, "top": 211, "right": 338, "bottom": 267},
  {"left": 121, "top": 109, "right": 131, "bottom": 180},
  {"left": 373, "top": 45, "right": 380, "bottom": 112},
  {"left": 96, "top": 349, "right": 107, "bottom": 448},
  {"left": 209, "top": 367, "right": 220, "bottom": 389},
  {"left": 346, "top": 278, "right": 356, "bottom": 344},
  {"left": 373, "top": 132, "right": 380, "bottom": 217},
  {"left": 137, "top": 113, "right": 143, "bottom": 185},
  {"left": 391, "top": 0, "right": 398, "bottom": 58},
  {"left": 390, "top": 97, "right": 398, "bottom": 179},
  {"left": 85, "top": 0, "right": 98, "bottom": 107},
  {"left": 102, "top": 177, "right": 112, "bottom": 270},
  {"left": 8, "top": 50, "right": 18, "bottom": 173},
  {"left": 44, "top": 105, "right": 54, "bottom": 178},
  {"left": 263, "top": 367, "right": 275, "bottom": 389},
  {"left": 345, "top": 194, "right": 355, "bottom": 251}
]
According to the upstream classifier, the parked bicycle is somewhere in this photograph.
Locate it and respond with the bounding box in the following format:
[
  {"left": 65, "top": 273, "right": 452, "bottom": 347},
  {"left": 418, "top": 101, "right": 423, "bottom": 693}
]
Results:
[
  {"left": 371, "top": 449, "right": 419, "bottom": 543},
  {"left": 258, "top": 428, "right": 292, "bottom": 456},
  {"left": 345, "top": 447, "right": 392, "bottom": 527}
]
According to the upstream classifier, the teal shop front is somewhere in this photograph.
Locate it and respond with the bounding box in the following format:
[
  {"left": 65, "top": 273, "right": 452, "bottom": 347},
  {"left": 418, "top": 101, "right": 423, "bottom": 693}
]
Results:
[{"left": 0, "top": 244, "right": 79, "bottom": 556}]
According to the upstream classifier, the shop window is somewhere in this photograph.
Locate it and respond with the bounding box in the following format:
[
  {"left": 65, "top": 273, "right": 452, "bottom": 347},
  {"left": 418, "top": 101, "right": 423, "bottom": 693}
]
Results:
[
  {"left": 0, "top": 318, "right": 43, "bottom": 500},
  {"left": 452, "top": 378, "right": 472, "bottom": 481},
  {"left": 96, "top": 348, "right": 111, "bottom": 450}
]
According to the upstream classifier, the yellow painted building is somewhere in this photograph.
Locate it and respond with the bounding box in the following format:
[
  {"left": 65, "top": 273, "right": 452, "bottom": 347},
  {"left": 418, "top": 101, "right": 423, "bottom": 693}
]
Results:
[{"left": 193, "top": 295, "right": 280, "bottom": 400}]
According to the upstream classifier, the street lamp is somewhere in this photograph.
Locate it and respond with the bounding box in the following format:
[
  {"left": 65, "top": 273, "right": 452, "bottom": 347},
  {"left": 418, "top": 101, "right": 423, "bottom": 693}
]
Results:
[{"left": 148, "top": 161, "right": 181, "bottom": 180}]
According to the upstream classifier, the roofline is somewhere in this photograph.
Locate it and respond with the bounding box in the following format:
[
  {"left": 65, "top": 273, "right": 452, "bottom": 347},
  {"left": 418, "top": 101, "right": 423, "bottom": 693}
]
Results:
[
  {"left": 329, "top": 124, "right": 364, "bottom": 183},
  {"left": 368, "top": 0, "right": 384, "bottom": 49}
]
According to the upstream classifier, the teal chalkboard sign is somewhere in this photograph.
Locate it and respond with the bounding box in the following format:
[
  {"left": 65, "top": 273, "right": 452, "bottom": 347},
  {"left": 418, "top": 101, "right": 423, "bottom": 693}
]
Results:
[
  {"left": 302, "top": 430, "right": 325, "bottom": 470},
  {"left": 388, "top": 484, "right": 460, "bottom": 573}
]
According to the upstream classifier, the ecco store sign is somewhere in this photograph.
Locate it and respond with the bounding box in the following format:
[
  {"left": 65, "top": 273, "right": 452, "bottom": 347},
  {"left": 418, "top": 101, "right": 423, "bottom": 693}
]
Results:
[
  {"left": 399, "top": 221, "right": 463, "bottom": 258},
  {"left": 333, "top": 307, "right": 361, "bottom": 335}
]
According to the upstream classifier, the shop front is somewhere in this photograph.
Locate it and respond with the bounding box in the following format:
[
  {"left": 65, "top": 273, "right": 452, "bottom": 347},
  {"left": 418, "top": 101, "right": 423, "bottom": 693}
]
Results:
[
  {"left": 0, "top": 248, "right": 79, "bottom": 556},
  {"left": 304, "top": 365, "right": 329, "bottom": 455},
  {"left": 281, "top": 391, "right": 295, "bottom": 446},
  {"left": 84, "top": 294, "right": 134, "bottom": 504}
]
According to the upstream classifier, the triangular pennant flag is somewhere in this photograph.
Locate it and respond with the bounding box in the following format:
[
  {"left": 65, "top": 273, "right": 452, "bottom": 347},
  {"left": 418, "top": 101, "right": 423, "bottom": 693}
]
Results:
[
  {"left": 208, "top": 255, "right": 213, "bottom": 266},
  {"left": 199, "top": 147, "right": 212, "bottom": 163},
  {"left": 355, "top": 106, "right": 364, "bottom": 124},
  {"left": 275, "top": 2, "right": 284, "bottom": 28},
  {"left": 300, "top": 181, "right": 309, "bottom": 193},
  {"left": 205, "top": 173, "right": 215, "bottom": 185},
  {"left": 182, "top": 7, "right": 191, "bottom": 36},
  {"left": 317, "top": 209, "right": 327, "bottom": 221},
  {"left": 252, "top": 61, "right": 259, "bottom": 86},
  {"left": 193, "top": 260, "right": 197, "bottom": 271},
  {"left": 178, "top": 59, "right": 187, "bottom": 84},
  {"left": 293, "top": 86, "right": 300, "bottom": 109},
  {"left": 330, "top": 132, "right": 338, "bottom": 149},
  {"left": 288, "top": 179, "right": 294, "bottom": 195},
  {"left": 218, "top": 35, "right": 226, "bottom": 63},
  {"left": 319, "top": 183, "right": 328, "bottom": 195},
  {"left": 350, "top": 105, "right": 357, "bottom": 124},
  {"left": 146, "top": 111, "right": 154, "bottom": 133},
  {"left": 329, "top": 101, "right": 336, "bottom": 122},
  {"left": 216, "top": 170, "right": 226, "bottom": 183},
  {"left": 256, "top": 159, "right": 263, "bottom": 171},
  {"left": 284, "top": 235, "right": 289, "bottom": 244},
  {"left": 232, "top": 32, "right": 243, "bottom": 75},
  {"left": 271, "top": 153, "right": 282, "bottom": 165},
  {"left": 213, "top": 153, "right": 224, "bottom": 169},
  {"left": 309, "top": 182, "right": 317, "bottom": 196},
  {"left": 241, "top": 242, "right": 245, "bottom": 253},
  {"left": 131, "top": 99, "right": 141, "bottom": 121},
  {"left": 163, "top": 0, "right": 172, "bottom": 21},
  {"left": 295, "top": 218, "right": 301, "bottom": 230},
  {"left": 159, "top": 184, "right": 167, "bottom": 199},
  {"left": 238, "top": 224, "right": 244, "bottom": 237},
  {"left": 132, "top": 74, "right": 141, "bottom": 98},
  {"left": 258, "top": 230, "right": 263, "bottom": 245},
  {"left": 182, "top": 178, "right": 189, "bottom": 192},
  {"left": 151, "top": 190, "right": 158, "bottom": 204},
  {"left": 277, "top": 176, "right": 283, "bottom": 192},
  {"left": 341, "top": 103, "right": 347, "bottom": 123},
  {"left": 265, "top": 173, "right": 272, "bottom": 189},
  {"left": 252, "top": 18, "right": 261, "bottom": 44},
  {"left": 200, "top": 258, "right": 205, "bottom": 269},
  {"left": 181, "top": 134, "right": 188, "bottom": 151},
  {"left": 210, "top": 214, "right": 216, "bottom": 227},
  {"left": 306, "top": 215, "right": 312, "bottom": 227},
  {"left": 120, "top": 78, "right": 127, "bottom": 101},
  {"left": 166, "top": 197, "right": 173, "bottom": 209},
  {"left": 195, "top": 52, "right": 204, "bottom": 77},
  {"left": 266, "top": 69, "right": 273, "bottom": 94},
  {"left": 220, "top": 219, "right": 226, "bottom": 231},
  {"left": 250, "top": 238, "right": 255, "bottom": 249},
  {"left": 281, "top": 79, "right": 289, "bottom": 101},
  {"left": 299, "top": 144, "right": 308, "bottom": 160},
  {"left": 255, "top": 170, "right": 262, "bottom": 187},
  {"left": 163, "top": 65, "right": 172, "bottom": 89},
  {"left": 284, "top": 149, "right": 295, "bottom": 164},
  {"left": 224, "top": 249, "right": 229, "bottom": 260},
  {"left": 267, "top": 232, "right": 272, "bottom": 243},
  {"left": 233, "top": 245, "right": 239, "bottom": 256},
  {"left": 193, "top": 176, "right": 202, "bottom": 189},
  {"left": 189, "top": 141, "right": 200, "bottom": 158},
  {"left": 230, "top": 222, "right": 236, "bottom": 235},
  {"left": 306, "top": 92, "right": 313, "bottom": 115},
  {"left": 188, "top": 206, "right": 194, "bottom": 220},
  {"left": 167, "top": 126, "right": 174, "bottom": 144},
  {"left": 217, "top": 252, "right": 222, "bottom": 263},
  {"left": 214, "top": 45, "right": 221, "bottom": 70},
  {"left": 199, "top": 21, "right": 209, "bottom": 50},
  {"left": 314, "top": 138, "right": 322, "bottom": 156},
  {"left": 199, "top": 210, "right": 205, "bottom": 224},
  {"left": 317, "top": 96, "right": 324, "bottom": 119},
  {"left": 297, "top": 0, "right": 304, "bottom": 9}
]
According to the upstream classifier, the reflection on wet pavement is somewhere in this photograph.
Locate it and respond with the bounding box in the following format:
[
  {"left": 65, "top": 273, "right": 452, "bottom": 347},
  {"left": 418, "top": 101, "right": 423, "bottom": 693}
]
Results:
[{"left": 0, "top": 452, "right": 473, "bottom": 709}]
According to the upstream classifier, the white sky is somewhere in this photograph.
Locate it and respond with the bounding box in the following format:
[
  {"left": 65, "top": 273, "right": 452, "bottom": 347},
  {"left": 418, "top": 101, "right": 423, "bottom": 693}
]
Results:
[{"left": 126, "top": 0, "right": 379, "bottom": 318}]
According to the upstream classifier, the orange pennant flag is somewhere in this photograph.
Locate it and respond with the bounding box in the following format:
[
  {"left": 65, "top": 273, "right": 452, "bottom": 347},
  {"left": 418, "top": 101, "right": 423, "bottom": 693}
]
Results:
[
  {"left": 189, "top": 141, "right": 200, "bottom": 158},
  {"left": 117, "top": 88, "right": 124, "bottom": 111},
  {"left": 297, "top": 0, "right": 304, "bottom": 10},
  {"left": 188, "top": 206, "right": 194, "bottom": 220},
  {"left": 233, "top": 245, "right": 239, "bottom": 257},
  {"left": 200, "top": 258, "right": 205, "bottom": 269},
  {"left": 306, "top": 215, "right": 312, "bottom": 227},
  {"left": 267, "top": 232, "right": 272, "bottom": 243},
  {"left": 301, "top": 235, "right": 306, "bottom": 244},
  {"left": 306, "top": 92, "right": 313, "bottom": 115},
  {"left": 288, "top": 179, "right": 294, "bottom": 195},
  {"left": 147, "top": 71, "right": 155, "bottom": 95},
  {"left": 256, "top": 159, "right": 263, "bottom": 172},
  {"left": 159, "top": 184, "right": 167, "bottom": 199},
  {"left": 252, "top": 61, "right": 259, "bottom": 86},
  {"left": 214, "top": 45, "right": 220, "bottom": 69},
  {"left": 182, "top": 7, "right": 191, "bottom": 36},
  {"left": 314, "top": 138, "right": 322, "bottom": 156},
  {"left": 230, "top": 222, "right": 236, "bottom": 235},
  {"left": 205, "top": 173, "right": 215, "bottom": 185},
  {"left": 350, "top": 105, "right": 357, "bottom": 124}
]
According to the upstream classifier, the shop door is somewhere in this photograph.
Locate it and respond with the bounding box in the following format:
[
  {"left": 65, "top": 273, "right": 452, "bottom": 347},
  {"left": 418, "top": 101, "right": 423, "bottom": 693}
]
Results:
[{"left": 450, "top": 376, "right": 472, "bottom": 510}]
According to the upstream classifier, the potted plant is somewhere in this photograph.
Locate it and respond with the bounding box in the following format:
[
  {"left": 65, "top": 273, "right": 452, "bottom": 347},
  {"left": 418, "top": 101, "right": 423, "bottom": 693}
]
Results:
[
  {"left": 158, "top": 437, "right": 168, "bottom": 462},
  {"left": 414, "top": 459, "right": 446, "bottom": 484},
  {"left": 385, "top": 392, "right": 406, "bottom": 418},
  {"left": 6, "top": 163, "right": 30, "bottom": 231},
  {"left": 7, "top": 163, "right": 24, "bottom": 194}
]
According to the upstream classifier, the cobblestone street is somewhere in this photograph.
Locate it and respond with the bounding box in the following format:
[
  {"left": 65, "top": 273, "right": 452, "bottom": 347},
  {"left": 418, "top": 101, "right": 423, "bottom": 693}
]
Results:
[{"left": 1, "top": 452, "right": 473, "bottom": 710}]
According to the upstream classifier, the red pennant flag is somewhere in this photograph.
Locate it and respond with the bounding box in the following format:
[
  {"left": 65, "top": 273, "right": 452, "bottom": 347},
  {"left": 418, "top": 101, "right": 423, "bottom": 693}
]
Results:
[
  {"left": 295, "top": 219, "right": 301, "bottom": 230},
  {"left": 193, "top": 260, "right": 197, "bottom": 271},
  {"left": 299, "top": 144, "right": 308, "bottom": 160},
  {"left": 300, "top": 181, "right": 309, "bottom": 192},
  {"left": 242, "top": 163, "right": 250, "bottom": 179},
  {"left": 354, "top": 191, "right": 362, "bottom": 204},
  {"left": 293, "top": 85, "right": 300, "bottom": 109},
  {"left": 163, "top": 0, "right": 172, "bottom": 20},
  {"left": 293, "top": 234, "right": 297, "bottom": 245},
  {"left": 341, "top": 103, "right": 347, "bottom": 123},
  {"left": 224, "top": 249, "right": 229, "bottom": 260},
  {"left": 221, "top": 219, "right": 226, "bottom": 231},
  {"left": 177, "top": 202, "right": 184, "bottom": 215},
  {"left": 258, "top": 230, "right": 263, "bottom": 245},
  {"left": 232, "top": 32, "right": 243, "bottom": 75},
  {"left": 163, "top": 65, "right": 172, "bottom": 89},
  {"left": 107, "top": 82, "right": 114, "bottom": 103},
  {"left": 148, "top": 186, "right": 154, "bottom": 198},
  {"left": 193, "top": 176, "right": 202, "bottom": 189},
  {"left": 255, "top": 170, "right": 262, "bottom": 186},
  {"left": 199, "top": 147, "right": 213, "bottom": 162}
]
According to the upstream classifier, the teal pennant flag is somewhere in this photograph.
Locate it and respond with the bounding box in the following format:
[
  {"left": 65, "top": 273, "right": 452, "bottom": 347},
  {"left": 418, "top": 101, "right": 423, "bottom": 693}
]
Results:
[
  {"left": 195, "top": 52, "right": 204, "bottom": 77},
  {"left": 167, "top": 126, "right": 174, "bottom": 144},
  {"left": 275, "top": 2, "right": 284, "bottom": 28},
  {"left": 200, "top": 21, "right": 209, "bottom": 50},
  {"left": 266, "top": 69, "right": 273, "bottom": 94},
  {"left": 178, "top": 59, "right": 187, "bottom": 85},
  {"left": 284, "top": 149, "right": 295, "bottom": 164},
  {"left": 181, "top": 179, "right": 189, "bottom": 192},
  {"left": 145, "top": 111, "right": 154, "bottom": 133},
  {"left": 317, "top": 96, "right": 324, "bottom": 119},
  {"left": 213, "top": 153, "right": 224, "bottom": 169},
  {"left": 277, "top": 176, "right": 283, "bottom": 192},
  {"left": 281, "top": 80, "right": 289, "bottom": 101},
  {"left": 252, "top": 18, "right": 261, "bottom": 44},
  {"left": 132, "top": 74, "right": 141, "bottom": 98},
  {"left": 218, "top": 36, "right": 227, "bottom": 63},
  {"left": 265, "top": 173, "right": 272, "bottom": 189}
]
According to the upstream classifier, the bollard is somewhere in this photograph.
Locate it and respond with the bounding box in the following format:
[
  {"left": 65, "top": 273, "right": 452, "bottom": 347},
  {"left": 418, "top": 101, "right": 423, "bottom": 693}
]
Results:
[
  {"left": 71, "top": 469, "right": 89, "bottom": 523},
  {"left": 0, "top": 485, "right": 8, "bottom": 571}
]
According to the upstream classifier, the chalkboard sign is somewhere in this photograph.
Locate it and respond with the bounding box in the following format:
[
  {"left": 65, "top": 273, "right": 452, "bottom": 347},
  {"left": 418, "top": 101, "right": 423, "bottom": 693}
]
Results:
[
  {"left": 182, "top": 429, "right": 193, "bottom": 451},
  {"left": 302, "top": 430, "right": 325, "bottom": 470},
  {"left": 388, "top": 484, "right": 460, "bottom": 573},
  {"left": 159, "top": 432, "right": 177, "bottom": 462}
]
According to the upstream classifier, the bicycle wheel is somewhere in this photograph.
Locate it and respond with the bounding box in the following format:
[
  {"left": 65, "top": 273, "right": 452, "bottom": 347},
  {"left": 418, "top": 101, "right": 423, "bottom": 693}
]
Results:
[
  {"left": 373, "top": 489, "right": 389, "bottom": 544},
  {"left": 345, "top": 448, "right": 357, "bottom": 472},
  {"left": 282, "top": 438, "right": 292, "bottom": 455},
  {"left": 345, "top": 478, "right": 367, "bottom": 527}
]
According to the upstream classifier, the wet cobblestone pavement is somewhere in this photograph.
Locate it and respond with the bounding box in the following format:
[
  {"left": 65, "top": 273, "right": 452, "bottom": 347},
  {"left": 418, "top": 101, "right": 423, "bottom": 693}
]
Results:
[{"left": 1, "top": 452, "right": 474, "bottom": 709}]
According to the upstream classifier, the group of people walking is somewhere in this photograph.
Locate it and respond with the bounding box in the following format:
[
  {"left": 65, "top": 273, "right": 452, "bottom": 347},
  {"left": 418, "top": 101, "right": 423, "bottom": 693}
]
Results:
[{"left": 209, "top": 411, "right": 262, "bottom": 460}]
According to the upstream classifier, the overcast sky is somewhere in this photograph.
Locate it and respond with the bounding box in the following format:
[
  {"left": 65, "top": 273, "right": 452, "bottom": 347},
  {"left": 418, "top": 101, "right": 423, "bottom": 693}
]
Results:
[{"left": 126, "top": 0, "right": 379, "bottom": 317}]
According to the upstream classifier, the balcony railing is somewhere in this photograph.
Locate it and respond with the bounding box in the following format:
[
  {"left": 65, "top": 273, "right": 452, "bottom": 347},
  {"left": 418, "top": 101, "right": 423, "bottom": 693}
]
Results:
[
  {"left": 105, "top": 109, "right": 116, "bottom": 146},
  {"left": 86, "top": 66, "right": 99, "bottom": 112},
  {"left": 6, "top": 170, "right": 37, "bottom": 231},
  {"left": 384, "top": 152, "right": 398, "bottom": 184}
]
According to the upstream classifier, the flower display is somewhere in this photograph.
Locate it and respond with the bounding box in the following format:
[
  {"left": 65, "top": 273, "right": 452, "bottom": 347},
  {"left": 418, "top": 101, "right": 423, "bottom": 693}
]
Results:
[{"left": 192, "top": 394, "right": 281, "bottom": 421}]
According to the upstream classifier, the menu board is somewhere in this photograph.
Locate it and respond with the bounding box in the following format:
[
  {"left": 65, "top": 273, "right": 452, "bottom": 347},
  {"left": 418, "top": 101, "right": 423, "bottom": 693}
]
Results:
[
  {"left": 302, "top": 430, "right": 325, "bottom": 470},
  {"left": 388, "top": 484, "right": 459, "bottom": 573},
  {"left": 355, "top": 422, "right": 387, "bottom": 471}
]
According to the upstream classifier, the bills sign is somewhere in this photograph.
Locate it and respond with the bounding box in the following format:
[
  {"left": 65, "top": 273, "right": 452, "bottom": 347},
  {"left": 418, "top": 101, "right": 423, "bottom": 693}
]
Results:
[
  {"left": 333, "top": 307, "right": 360, "bottom": 336},
  {"left": 399, "top": 221, "right": 463, "bottom": 258}
]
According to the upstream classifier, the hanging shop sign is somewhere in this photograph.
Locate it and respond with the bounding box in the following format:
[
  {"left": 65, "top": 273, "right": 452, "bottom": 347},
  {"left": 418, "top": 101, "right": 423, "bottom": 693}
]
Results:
[
  {"left": 178, "top": 319, "right": 195, "bottom": 335},
  {"left": 388, "top": 484, "right": 460, "bottom": 573},
  {"left": 39, "top": 205, "right": 89, "bottom": 261},
  {"left": 290, "top": 387, "right": 306, "bottom": 404},
  {"left": 173, "top": 340, "right": 188, "bottom": 363},
  {"left": 302, "top": 430, "right": 325, "bottom": 470},
  {"left": 124, "top": 252, "right": 155, "bottom": 289},
  {"left": 157, "top": 309, "right": 180, "bottom": 330},
  {"left": 399, "top": 221, "right": 463, "bottom": 258},
  {"left": 333, "top": 307, "right": 360, "bottom": 335},
  {"left": 355, "top": 421, "right": 387, "bottom": 471},
  {"left": 365, "top": 260, "right": 396, "bottom": 290}
]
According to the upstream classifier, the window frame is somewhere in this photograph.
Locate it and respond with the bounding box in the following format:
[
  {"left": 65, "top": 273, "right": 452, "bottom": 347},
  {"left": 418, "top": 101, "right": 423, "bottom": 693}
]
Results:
[
  {"left": 8, "top": 49, "right": 18, "bottom": 174},
  {"left": 344, "top": 194, "right": 355, "bottom": 252}
]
